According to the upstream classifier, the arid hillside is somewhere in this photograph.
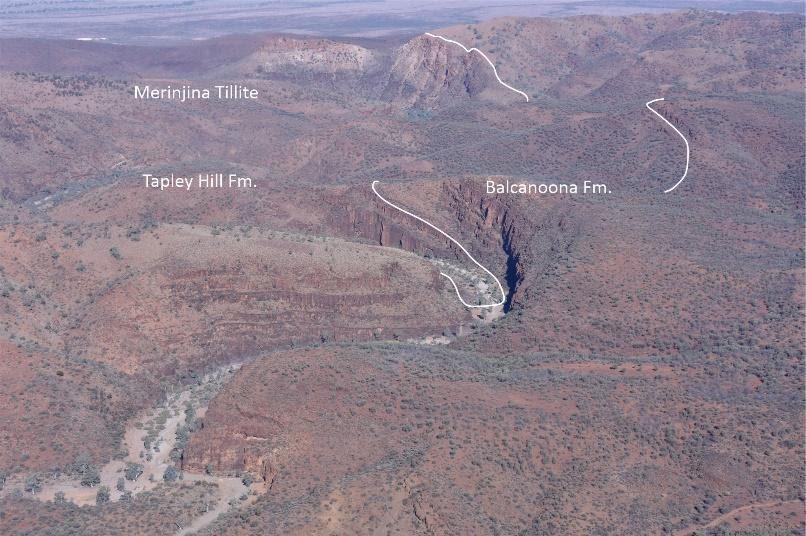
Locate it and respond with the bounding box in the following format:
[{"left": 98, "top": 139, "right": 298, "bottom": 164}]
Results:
[
  {"left": 0, "top": 9, "right": 803, "bottom": 536},
  {"left": 183, "top": 344, "right": 802, "bottom": 535},
  {"left": 0, "top": 220, "right": 470, "bottom": 470}
]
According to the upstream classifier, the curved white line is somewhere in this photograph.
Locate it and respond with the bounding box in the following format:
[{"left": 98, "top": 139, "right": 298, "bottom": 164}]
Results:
[
  {"left": 371, "top": 180, "right": 506, "bottom": 309},
  {"left": 646, "top": 97, "right": 690, "bottom": 193},
  {"left": 424, "top": 32, "right": 529, "bottom": 103}
]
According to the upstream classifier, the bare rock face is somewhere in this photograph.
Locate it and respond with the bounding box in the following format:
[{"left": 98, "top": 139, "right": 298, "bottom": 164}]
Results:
[
  {"left": 223, "top": 36, "right": 380, "bottom": 81},
  {"left": 255, "top": 38, "right": 377, "bottom": 74},
  {"left": 383, "top": 35, "right": 499, "bottom": 107}
]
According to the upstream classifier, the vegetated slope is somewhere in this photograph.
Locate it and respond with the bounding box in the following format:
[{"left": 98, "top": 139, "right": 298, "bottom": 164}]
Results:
[
  {"left": 1, "top": 10, "right": 802, "bottom": 205},
  {"left": 0, "top": 341, "right": 151, "bottom": 473},
  {"left": 185, "top": 344, "right": 803, "bottom": 535},
  {"left": 0, "top": 481, "right": 220, "bottom": 535},
  {"left": 50, "top": 168, "right": 796, "bottom": 365},
  {"left": 0, "top": 9, "right": 802, "bottom": 535},
  {"left": 60, "top": 225, "right": 470, "bottom": 374},
  {"left": 426, "top": 12, "right": 804, "bottom": 98},
  {"left": 0, "top": 220, "right": 469, "bottom": 471}
]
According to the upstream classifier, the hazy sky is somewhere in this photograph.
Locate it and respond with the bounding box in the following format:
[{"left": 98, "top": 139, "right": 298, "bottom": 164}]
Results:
[{"left": 1, "top": 0, "right": 801, "bottom": 42}]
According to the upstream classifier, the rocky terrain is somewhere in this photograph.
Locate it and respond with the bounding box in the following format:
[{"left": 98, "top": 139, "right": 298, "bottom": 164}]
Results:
[
  {"left": 185, "top": 344, "right": 802, "bottom": 534},
  {"left": 0, "top": 9, "right": 803, "bottom": 535}
]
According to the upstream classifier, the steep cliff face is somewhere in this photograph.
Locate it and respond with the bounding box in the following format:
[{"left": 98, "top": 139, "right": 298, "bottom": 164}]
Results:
[
  {"left": 439, "top": 181, "right": 583, "bottom": 312},
  {"left": 321, "top": 180, "right": 574, "bottom": 312},
  {"left": 382, "top": 35, "right": 500, "bottom": 107},
  {"left": 325, "top": 186, "right": 452, "bottom": 258}
]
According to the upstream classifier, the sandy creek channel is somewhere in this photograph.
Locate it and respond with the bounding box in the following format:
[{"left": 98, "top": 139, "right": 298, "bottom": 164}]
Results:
[
  {"left": 2, "top": 365, "right": 261, "bottom": 534},
  {"left": 2, "top": 257, "right": 506, "bottom": 532}
]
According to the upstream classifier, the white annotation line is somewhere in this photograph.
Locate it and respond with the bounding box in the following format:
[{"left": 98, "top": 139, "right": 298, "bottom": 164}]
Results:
[
  {"left": 424, "top": 32, "right": 529, "bottom": 103},
  {"left": 646, "top": 98, "right": 690, "bottom": 193},
  {"left": 371, "top": 180, "right": 506, "bottom": 309}
]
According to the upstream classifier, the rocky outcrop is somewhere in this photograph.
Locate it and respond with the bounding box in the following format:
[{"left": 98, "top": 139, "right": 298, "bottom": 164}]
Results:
[
  {"left": 66, "top": 227, "right": 469, "bottom": 375},
  {"left": 250, "top": 38, "right": 378, "bottom": 75},
  {"left": 322, "top": 180, "right": 574, "bottom": 312},
  {"left": 382, "top": 35, "right": 497, "bottom": 107},
  {"left": 437, "top": 180, "right": 578, "bottom": 311}
]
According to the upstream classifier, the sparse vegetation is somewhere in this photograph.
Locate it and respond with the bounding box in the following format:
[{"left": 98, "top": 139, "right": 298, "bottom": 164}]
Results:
[
  {"left": 124, "top": 463, "right": 143, "bottom": 482},
  {"left": 95, "top": 486, "right": 110, "bottom": 505},
  {"left": 0, "top": 10, "right": 802, "bottom": 536}
]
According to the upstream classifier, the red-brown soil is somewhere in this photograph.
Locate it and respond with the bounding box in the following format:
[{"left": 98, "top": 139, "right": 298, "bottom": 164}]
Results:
[
  {"left": 184, "top": 344, "right": 803, "bottom": 534},
  {"left": 0, "top": 10, "right": 802, "bottom": 536}
]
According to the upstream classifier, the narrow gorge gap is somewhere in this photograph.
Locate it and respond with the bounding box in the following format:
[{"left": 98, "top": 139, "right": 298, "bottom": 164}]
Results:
[{"left": 501, "top": 227, "right": 521, "bottom": 313}]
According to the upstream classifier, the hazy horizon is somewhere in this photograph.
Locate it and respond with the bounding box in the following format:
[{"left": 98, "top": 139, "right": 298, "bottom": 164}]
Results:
[{"left": 1, "top": 0, "right": 802, "bottom": 43}]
